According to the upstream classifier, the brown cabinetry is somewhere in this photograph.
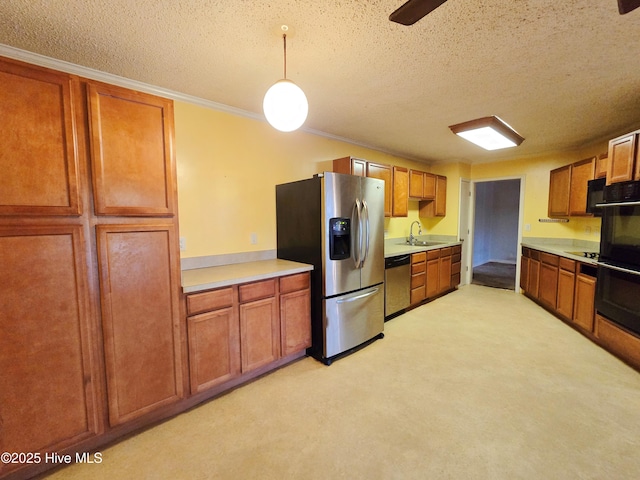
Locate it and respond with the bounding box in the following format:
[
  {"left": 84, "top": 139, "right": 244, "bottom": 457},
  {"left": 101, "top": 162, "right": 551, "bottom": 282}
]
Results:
[
  {"left": 595, "top": 153, "right": 608, "bottom": 179},
  {"left": 0, "top": 226, "right": 100, "bottom": 468},
  {"left": 568, "top": 158, "right": 596, "bottom": 216},
  {"left": 0, "top": 55, "right": 182, "bottom": 478},
  {"left": 184, "top": 273, "right": 311, "bottom": 395},
  {"left": 419, "top": 175, "right": 446, "bottom": 217},
  {"left": 87, "top": 83, "right": 177, "bottom": 216},
  {"left": 367, "top": 162, "right": 393, "bottom": 217},
  {"left": 332, "top": 156, "right": 367, "bottom": 177},
  {"left": 392, "top": 166, "right": 408, "bottom": 217},
  {"left": 556, "top": 258, "right": 576, "bottom": 320},
  {"left": 548, "top": 164, "right": 572, "bottom": 217},
  {"left": 97, "top": 225, "right": 183, "bottom": 426},
  {"left": 410, "top": 252, "right": 426, "bottom": 305},
  {"left": 425, "top": 249, "right": 440, "bottom": 299},
  {"left": 538, "top": 253, "right": 559, "bottom": 310},
  {"left": 451, "top": 245, "right": 462, "bottom": 287},
  {"left": 279, "top": 273, "right": 312, "bottom": 356},
  {"left": 573, "top": 266, "right": 597, "bottom": 332},
  {"left": 607, "top": 132, "right": 639, "bottom": 185},
  {"left": 409, "top": 170, "right": 436, "bottom": 200},
  {"left": 438, "top": 247, "right": 452, "bottom": 294},
  {"left": 0, "top": 58, "right": 82, "bottom": 216}
]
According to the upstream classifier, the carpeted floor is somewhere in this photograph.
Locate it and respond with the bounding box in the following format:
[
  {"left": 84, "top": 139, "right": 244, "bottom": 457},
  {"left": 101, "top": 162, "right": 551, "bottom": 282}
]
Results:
[
  {"left": 44, "top": 285, "right": 640, "bottom": 480},
  {"left": 472, "top": 261, "right": 517, "bottom": 290}
]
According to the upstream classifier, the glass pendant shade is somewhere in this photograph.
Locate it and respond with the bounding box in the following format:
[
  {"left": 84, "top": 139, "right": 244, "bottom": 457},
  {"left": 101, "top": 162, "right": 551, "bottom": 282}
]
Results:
[{"left": 263, "top": 79, "right": 308, "bottom": 132}]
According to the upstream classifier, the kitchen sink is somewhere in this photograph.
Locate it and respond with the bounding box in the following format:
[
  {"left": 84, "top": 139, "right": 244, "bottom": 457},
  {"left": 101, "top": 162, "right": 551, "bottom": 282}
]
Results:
[{"left": 400, "top": 240, "right": 444, "bottom": 247}]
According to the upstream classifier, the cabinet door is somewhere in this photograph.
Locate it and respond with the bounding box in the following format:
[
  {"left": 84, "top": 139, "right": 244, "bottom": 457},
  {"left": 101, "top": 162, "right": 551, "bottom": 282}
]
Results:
[
  {"left": 367, "top": 162, "right": 392, "bottom": 217},
  {"left": 595, "top": 153, "right": 608, "bottom": 179},
  {"left": 423, "top": 173, "right": 436, "bottom": 199},
  {"left": 548, "top": 165, "right": 571, "bottom": 216},
  {"left": 426, "top": 256, "right": 439, "bottom": 298},
  {"left": 87, "top": 83, "right": 176, "bottom": 216},
  {"left": 0, "top": 226, "right": 99, "bottom": 463},
  {"left": 556, "top": 269, "right": 575, "bottom": 320},
  {"left": 280, "top": 289, "right": 312, "bottom": 356},
  {"left": 187, "top": 307, "right": 241, "bottom": 393},
  {"left": 435, "top": 176, "right": 447, "bottom": 216},
  {"left": 528, "top": 258, "right": 540, "bottom": 298},
  {"left": 392, "top": 166, "right": 408, "bottom": 217},
  {"left": 0, "top": 59, "right": 81, "bottom": 215},
  {"left": 409, "top": 170, "right": 424, "bottom": 198},
  {"left": 520, "top": 256, "right": 530, "bottom": 291},
  {"left": 333, "top": 156, "right": 366, "bottom": 176},
  {"left": 439, "top": 254, "right": 452, "bottom": 294},
  {"left": 607, "top": 134, "right": 636, "bottom": 185},
  {"left": 240, "top": 297, "right": 280, "bottom": 372},
  {"left": 573, "top": 273, "right": 596, "bottom": 332},
  {"left": 97, "top": 224, "right": 183, "bottom": 426},
  {"left": 410, "top": 253, "right": 426, "bottom": 305},
  {"left": 568, "top": 158, "right": 595, "bottom": 216},
  {"left": 538, "top": 263, "right": 559, "bottom": 310}
]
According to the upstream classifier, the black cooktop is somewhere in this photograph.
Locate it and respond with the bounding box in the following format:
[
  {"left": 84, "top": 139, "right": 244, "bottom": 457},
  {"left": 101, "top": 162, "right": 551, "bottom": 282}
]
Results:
[{"left": 567, "top": 251, "right": 599, "bottom": 260}]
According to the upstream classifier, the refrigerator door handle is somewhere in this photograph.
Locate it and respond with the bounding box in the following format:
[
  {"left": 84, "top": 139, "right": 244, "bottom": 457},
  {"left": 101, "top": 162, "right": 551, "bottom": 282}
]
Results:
[
  {"left": 336, "top": 286, "right": 381, "bottom": 303},
  {"left": 353, "top": 199, "right": 362, "bottom": 268},
  {"left": 361, "top": 199, "right": 370, "bottom": 267}
]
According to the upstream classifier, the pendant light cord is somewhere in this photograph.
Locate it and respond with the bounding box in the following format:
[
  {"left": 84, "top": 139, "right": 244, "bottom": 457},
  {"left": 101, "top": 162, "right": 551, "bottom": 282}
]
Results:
[{"left": 283, "top": 34, "right": 287, "bottom": 79}]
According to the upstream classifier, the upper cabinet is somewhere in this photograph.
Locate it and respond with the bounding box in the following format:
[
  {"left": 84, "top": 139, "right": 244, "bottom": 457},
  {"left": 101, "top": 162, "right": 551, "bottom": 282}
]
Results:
[
  {"left": 332, "top": 156, "right": 366, "bottom": 177},
  {"left": 409, "top": 169, "right": 436, "bottom": 200},
  {"left": 366, "top": 162, "right": 393, "bottom": 217},
  {"left": 0, "top": 58, "right": 82, "bottom": 216},
  {"left": 419, "top": 175, "right": 446, "bottom": 218},
  {"left": 87, "top": 83, "right": 177, "bottom": 216},
  {"left": 548, "top": 157, "right": 595, "bottom": 217},
  {"left": 392, "top": 166, "right": 408, "bottom": 217},
  {"left": 607, "top": 131, "right": 640, "bottom": 185}
]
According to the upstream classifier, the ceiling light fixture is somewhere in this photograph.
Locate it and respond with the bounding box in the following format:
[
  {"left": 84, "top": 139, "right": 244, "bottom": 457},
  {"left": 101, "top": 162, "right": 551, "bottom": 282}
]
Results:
[
  {"left": 263, "top": 25, "right": 308, "bottom": 132},
  {"left": 449, "top": 116, "right": 524, "bottom": 151}
]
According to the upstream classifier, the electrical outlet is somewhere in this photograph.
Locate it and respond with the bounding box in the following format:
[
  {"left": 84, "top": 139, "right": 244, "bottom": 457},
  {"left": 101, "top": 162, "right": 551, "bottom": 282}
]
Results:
[
  {"left": 250, "top": 233, "right": 258, "bottom": 245},
  {"left": 524, "top": 224, "right": 531, "bottom": 232},
  {"left": 179, "top": 237, "right": 186, "bottom": 251}
]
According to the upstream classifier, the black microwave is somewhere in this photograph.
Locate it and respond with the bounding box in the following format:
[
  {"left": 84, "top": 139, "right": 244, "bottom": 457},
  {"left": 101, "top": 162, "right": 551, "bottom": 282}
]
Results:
[{"left": 586, "top": 177, "right": 605, "bottom": 216}]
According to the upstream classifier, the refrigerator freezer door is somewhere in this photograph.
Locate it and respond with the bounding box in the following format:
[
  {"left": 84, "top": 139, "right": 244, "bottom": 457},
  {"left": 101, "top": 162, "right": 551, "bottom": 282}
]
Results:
[
  {"left": 323, "top": 173, "right": 362, "bottom": 297},
  {"left": 360, "top": 176, "right": 385, "bottom": 288},
  {"left": 323, "top": 285, "right": 384, "bottom": 358}
]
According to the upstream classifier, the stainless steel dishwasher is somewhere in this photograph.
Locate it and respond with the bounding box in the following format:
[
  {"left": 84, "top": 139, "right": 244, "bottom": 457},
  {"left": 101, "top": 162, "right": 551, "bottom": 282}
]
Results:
[{"left": 384, "top": 254, "right": 411, "bottom": 318}]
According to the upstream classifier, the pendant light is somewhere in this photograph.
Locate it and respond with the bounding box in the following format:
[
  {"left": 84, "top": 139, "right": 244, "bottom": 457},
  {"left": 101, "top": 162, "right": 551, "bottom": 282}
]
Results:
[{"left": 263, "top": 26, "right": 308, "bottom": 132}]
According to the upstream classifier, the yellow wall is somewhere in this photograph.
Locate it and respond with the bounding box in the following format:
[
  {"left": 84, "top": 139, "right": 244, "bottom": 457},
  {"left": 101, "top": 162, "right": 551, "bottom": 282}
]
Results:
[
  {"left": 175, "top": 101, "right": 428, "bottom": 257},
  {"left": 175, "top": 100, "right": 609, "bottom": 258}
]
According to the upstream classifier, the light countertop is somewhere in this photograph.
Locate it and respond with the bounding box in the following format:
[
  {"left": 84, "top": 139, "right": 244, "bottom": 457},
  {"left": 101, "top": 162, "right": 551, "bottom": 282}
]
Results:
[
  {"left": 384, "top": 240, "right": 462, "bottom": 258},
  {"left": 521, "top": 241, "right": 599, "bottom": 265},
  {"left": 182, "top": 259, "right": 313, "bottom": 294}
]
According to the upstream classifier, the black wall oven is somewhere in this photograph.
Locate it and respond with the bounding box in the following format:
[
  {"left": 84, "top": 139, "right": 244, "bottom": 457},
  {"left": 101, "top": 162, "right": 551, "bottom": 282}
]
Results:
[{"left": 596, "top": 184, "right": 640, "bottom": 336}]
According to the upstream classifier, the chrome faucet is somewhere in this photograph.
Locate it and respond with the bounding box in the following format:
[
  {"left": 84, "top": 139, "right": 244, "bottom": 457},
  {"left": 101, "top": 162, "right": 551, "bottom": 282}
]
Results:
[{"left": 409, "top": 221, "right": 422, "bottom": 245}]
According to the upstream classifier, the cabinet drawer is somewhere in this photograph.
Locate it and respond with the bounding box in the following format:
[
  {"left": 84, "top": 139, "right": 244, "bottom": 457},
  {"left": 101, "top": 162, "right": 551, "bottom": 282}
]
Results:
[
  {"left": 559, "top": 257, "right": 576, "bottom": 272},
  {"left": 427, "top": 249, "right": 440, "bottom": 260},
  {"left": 530, "top": 250, "right": 540, "bottom": 261},
  {"left": 411, "top": 262, "right": 426, "bottom": 275},
  {"left": 412, "top": 252, "right": 426, "bottom": 263},
  {"left": 279, "top": 272, "right": 310, "bottom": 294},
  {"left": 239, "top": 278, "right": 276, "bottom": 303},
  {"left": 452, "top": 253, "right": 461, "bottom": 264},
  {"left": 522, "top": 247, "right": 530, "bottom": 257},
  {"left": 187, "top": 287, "right": 234, "bottom": 316},
  {"left": 440, "top": 247, "right": 452, "bottom": 257},
  {"left": 540, "top": 252, "right": 559, "bottom": 266},
  {"left": 451, "top": 262, "right": 461, "bottom": 275},
  {"left": 411, "top": 273, "right": 425, "bottom": 289},
  {"left": 452, "top": 245, "right": 461, "bottom": 255}
]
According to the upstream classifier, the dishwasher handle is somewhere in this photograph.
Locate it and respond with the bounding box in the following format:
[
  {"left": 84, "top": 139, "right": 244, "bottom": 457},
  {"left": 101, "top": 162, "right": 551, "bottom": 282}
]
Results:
[{"left": 385, "top": 255, "right": 411, "bottom": 269}]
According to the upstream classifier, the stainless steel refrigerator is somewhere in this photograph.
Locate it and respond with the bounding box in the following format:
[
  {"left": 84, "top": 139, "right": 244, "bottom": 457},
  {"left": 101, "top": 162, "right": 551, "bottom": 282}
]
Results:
[{"left": 276, "top": 172, "right": 385, "bottom": 365}]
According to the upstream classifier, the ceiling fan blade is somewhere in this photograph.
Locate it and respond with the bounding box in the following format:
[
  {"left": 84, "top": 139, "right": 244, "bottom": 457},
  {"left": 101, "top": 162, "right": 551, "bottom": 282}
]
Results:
[
  {"left": 389, "top": 0, "right": 448, "bottom": 25},
  {"left": 618, "top": 0, "right": 640, "bottom": 14}
]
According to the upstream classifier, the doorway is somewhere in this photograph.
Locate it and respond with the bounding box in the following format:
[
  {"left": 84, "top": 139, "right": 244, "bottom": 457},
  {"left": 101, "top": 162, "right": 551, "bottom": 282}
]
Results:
[{"left": 471, "top": 178, "right": 523, "bottom": 290}]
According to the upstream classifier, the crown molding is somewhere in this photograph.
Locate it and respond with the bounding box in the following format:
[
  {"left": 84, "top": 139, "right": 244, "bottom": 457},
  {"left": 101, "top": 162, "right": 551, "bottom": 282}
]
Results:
[{"left": 0, "top": 43, "right": 425, "bottom": 163}]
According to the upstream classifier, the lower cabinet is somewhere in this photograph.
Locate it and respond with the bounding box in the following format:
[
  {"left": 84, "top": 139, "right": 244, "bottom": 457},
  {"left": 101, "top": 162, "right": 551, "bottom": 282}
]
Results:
[
  {"left": 521, "top": 248, "right": 597, "bottom": 335},
  {"left": 0, "top": 226, "right": 100, "bottom": 471},
  {"left": 97, "top": 225, "right": 184, "bottom": 426},
  {"left": 185, "top": 272, "right": 311, "bottom": 395},
  {"left": 409, "top": 245, "right": 461, "bottom": 307}
]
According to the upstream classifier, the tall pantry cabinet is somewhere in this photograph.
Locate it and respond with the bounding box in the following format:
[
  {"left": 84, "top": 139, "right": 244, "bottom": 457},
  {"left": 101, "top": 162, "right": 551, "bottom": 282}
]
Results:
[{"left": 0, "top": 56, "right": 183, "bottom": 477}]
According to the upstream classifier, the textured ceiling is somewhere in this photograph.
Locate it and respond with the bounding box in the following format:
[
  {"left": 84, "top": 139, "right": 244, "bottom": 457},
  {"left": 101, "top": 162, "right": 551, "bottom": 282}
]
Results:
[{"left": 1, "top": 0, "right": 640, "bottom": 164}]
